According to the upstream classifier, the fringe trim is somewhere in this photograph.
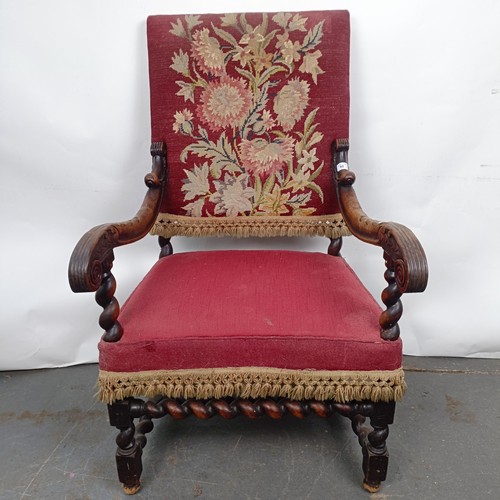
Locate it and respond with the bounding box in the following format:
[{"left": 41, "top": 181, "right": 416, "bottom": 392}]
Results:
[
  {"left": 150, "top": 213, "right": 351, "bottom": 238},
  {"left": 97, "top": 367, "right": 406, "bottom": 404}
]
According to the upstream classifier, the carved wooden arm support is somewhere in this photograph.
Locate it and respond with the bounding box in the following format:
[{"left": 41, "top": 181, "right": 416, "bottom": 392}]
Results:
[
  {"left": 68, "top": 142, "right": 166, "bottom": 342},
  {"left": 332, "top": 139, "right": 428, "bottom": 340}
]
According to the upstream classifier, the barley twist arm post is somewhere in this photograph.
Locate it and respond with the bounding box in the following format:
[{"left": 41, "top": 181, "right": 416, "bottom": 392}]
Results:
[{"left": 332, "top": 139, "right": 428, "bottom": 340}]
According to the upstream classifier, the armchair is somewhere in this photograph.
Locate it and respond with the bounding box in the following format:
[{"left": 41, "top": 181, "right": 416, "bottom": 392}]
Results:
[{"left": 69, "top": 10, "right": 427, "bottom": 494}]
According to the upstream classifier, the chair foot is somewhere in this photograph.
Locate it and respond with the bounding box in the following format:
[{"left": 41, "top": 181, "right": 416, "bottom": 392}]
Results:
[
  {"left": 108, "top": 399, "right": 153, "bottom": 494},
  {"left": 122, "top": 482, "right": 141, "bottom": 495},
  {"left": 349, "top": 401, "right": 395, "bottom": 492},
  {"left": 363, "top": 481, "right": 381, "bottom": 493}
]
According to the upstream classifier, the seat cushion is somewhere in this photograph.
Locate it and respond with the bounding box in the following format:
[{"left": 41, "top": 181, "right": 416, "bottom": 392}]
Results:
[{"left": 98, "top": 250, "right": 405, "bottom": 403}]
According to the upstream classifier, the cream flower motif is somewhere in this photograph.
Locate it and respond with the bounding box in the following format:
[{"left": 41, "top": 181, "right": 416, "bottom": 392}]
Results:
[
  {"left": 197, "top": 76, "right": 253, "bottom": 132},
  {"left": 299, "top": 50, "right": 324, "bottom": 84},
  {"left": 191, "top": 28, "right": 225, "bottom": 75},
  {"left": 275, "top": 32, "right": 290, "bottom": 49},
  {"left": 259, "top": 185, "right": 290, "bottom": 215},
  {"left": 240, "top": 27, "right": 265, "bottom": 52},
  {"left": 239, "top": 137, "right": 295, "bottom": 176},
  {"left": 297, "top": 148, "right": 318, "bottom": 171},
  {"left": 273, "top": 78, "right": 310, "bottom": 131},
  {"left": 288, "top": 169, "right": 310, "bottom": 191},
  {"left": 233, "top": 45, "right": 252, "bottom": 68},
  {"left": 173, "top": 109, "right": 194, "bottom": 134},
  {"left": 181, "top": 162, "right": 210, "bottom": 200},
  {"left": 210, "top": 174, "right": 254, "bottom": 217},
  {"left": 281, "top": 40, "right": 302, "bottom": 65}
]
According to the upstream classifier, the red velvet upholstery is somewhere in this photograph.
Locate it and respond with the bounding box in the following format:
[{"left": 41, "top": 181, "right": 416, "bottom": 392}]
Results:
[{"left": 99, "top": 251, "right": 401, "bottom": 373}]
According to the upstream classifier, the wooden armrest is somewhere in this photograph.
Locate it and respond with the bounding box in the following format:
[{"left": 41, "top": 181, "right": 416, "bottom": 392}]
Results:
[
  {"left": 332, "top": 140, "right": 428, "bottom": 294},
  {"left": 68, "top": 142, "right": 167, "bottom": 293}
]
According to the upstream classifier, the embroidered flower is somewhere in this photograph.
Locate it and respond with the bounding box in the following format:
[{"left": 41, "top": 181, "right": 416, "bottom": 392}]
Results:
[
  {"left": 181, "top": 162, "right": 210, "bottom": 200},
  {"left": 253, "top": 51, "right": 273, "bottom": 71},
  {"left": 252, "top": 110, "right": 276, "bottom": 134},
  {"left": 172, "top": 13, "right": 327, "bottom": 217},
  {"left": 197, "top": 76, "right": 253, "bottom": 132},
  {"left": 233, "top": 45, "right": 252, "bottom": 68},
  {"left": 275, "top": 32, "right": 290, "bottom": 49},
  {"left": 191, "top": 28, "right": 225, "bottom": 75},
  {"left": 299, "top": 50, "right": 324, "bottom": 84},
  {"left": 273, "top": 78, "right": 310, "bottom": 131},
  {"left": 240, "top": 27, "right": 265, "bottom": 52},
  {"left": 281, "top": 40, "right": 302, "bottom": 65},
  {"left": 239, "top": 137, "right": 295, "bottom": 176},
  {"left": 288, "top": 169, "right": 310, "bottom": 192},
  {"left": 259, "top": 185, "right": 290, "bottom": 215},
  {"left": 297, "top": 148, "right": 318, "bottom": 171},
  {"left": 210, "top": 174, "right": 254, "bottom": 217},
  {"left": 173, "top": 109, "right": 194, "bottom": 135}
]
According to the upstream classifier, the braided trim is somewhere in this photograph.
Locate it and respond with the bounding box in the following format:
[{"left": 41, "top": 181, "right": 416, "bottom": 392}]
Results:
[
  {"left": 97, "top": 367, "right": 406, "bottom": 404},
  {"left": 150, "top": 213, "right": 351, "bottom": 238}
]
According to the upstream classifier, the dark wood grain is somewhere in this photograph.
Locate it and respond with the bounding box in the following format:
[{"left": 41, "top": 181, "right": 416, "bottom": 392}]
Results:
[
  {"left": 332, "top": 139, "right": 428, "bottom": 339},
  {"left": 68, "top": 143, "right": 166, "bottom": 342},
  {"left": 68, "top": 142, "right": 166, "bottom": 294},
  {"left": 107, "top": 396, "right": 395, "bottom": 494}
]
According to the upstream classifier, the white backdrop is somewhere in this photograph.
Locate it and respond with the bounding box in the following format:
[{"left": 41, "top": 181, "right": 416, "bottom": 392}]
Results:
[{"left": 1, "top": 0, "right": 499, "bottom": 370}]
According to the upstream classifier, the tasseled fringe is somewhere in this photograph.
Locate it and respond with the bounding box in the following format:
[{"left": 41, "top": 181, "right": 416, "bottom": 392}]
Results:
[
  {"left": 150, "top": 213, "right": 351, "bottom": 238},
  {"left": 97, "top": 367, "right": 406, "bottom": 404}
]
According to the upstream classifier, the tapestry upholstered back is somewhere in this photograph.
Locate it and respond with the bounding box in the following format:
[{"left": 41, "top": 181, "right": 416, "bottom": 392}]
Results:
[{"left": 147, "top": 11, "right": 351, "bottom": 238}]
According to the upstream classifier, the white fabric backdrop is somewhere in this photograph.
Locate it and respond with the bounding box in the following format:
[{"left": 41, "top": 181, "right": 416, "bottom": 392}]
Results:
[{"left": 1, "top": 0, "right": 499, "bottom": 370}]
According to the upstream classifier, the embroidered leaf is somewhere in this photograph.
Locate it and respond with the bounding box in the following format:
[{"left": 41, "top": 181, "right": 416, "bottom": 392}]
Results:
[
  {"left": 253, "top": 174, "right": 263, "bottom": 204},
  {"left": 181, "top": 133, "right": 240, "bottom": 180},
  {"left": 262, "top": 172, "right": 276, "bottom": 195},
  {"left": 170, "top": 19, "right": 186, "bottom": 38},
  {"left": 288, "top": 14, "right": 308, "bottom": 32},
  {"left": 302, "top": 21, "right": 324, "bottom": 51},
  {"left": 307, "top": 161, "right": 324, "bottom": 182},
  {"left": 185, "top": 15, "right": 203, "bottom": 31},
  {"left": 303, "top": 107, "right": 319, "bottom": 134},
  {"left": 272, "top": 12, "right": 292, "bottom": 29},
  {"left": 271, "top": 130, "right": 287, "bottom": 139},
  {"left": 221, "top": 13, "right": 238, "bottom": 27},
  {"left": 299, "top": 50, "right": 324, "bottom": 84},
  {"left": 257, "top": 65, "right": 287, "bottom": 87},
  {"left": 261, "top": 29, "right": 280, "bottom": 51},
  {"left": 257, "top": 13, "right": 268, "bottom": 36},
  {"left": 305, "top": 131, "right": 324, "bottom": 150},
  {"left": 239, "top": 13, "right": 249, "bottom": 33},
  {"left": 307, "top": 181, "right": 324, "bottom": 202},
  {"left": 211, "top": 24, "right": 239, "bottom": 47},
  {"left": 276, "top": 169, "right": 285, "bottom": 185},
  {"left": 235, "top": 66, "right": 256, "bottom": 86},
  {"left": 170, "top": 50, "right": 190, "bottom": 75},
  {"left": 241, "top": 82, "right": 269, "bottom": 138},
  {"left": 182, "top": 198, "right": 205, "bottom": 217},
  {"left": 288, "top": 191, "right": 312, "bottom": 207},
  {"left": 176, "top": 81, "right": 195, "bottom": 103},
  {"left": 182, "top": 163, "right": 210, "bottom": 200},
  {"left": 198, "top": 125, "right": 209, "bottom": 142},
  {"left": 293, "top": 207, "right": 316, "bottom": 216}
]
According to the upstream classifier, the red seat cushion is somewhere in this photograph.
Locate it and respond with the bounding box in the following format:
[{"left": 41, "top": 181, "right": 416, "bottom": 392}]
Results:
[{"left": 99, "top": 250, "right": 401, "bottom": 373}]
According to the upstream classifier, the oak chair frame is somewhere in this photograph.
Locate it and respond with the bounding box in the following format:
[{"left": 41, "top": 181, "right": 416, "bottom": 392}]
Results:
[{"left": 69, "top": 139, "right": 428, "bottom": 494}]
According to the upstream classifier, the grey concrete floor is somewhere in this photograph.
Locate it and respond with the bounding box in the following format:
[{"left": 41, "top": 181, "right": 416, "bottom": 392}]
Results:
[{"left": 0, "top": 356, "right": 499, "bottom": 500}]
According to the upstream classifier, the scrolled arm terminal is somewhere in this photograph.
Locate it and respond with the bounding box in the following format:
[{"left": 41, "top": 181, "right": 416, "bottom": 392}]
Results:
[{"left": 68, "top": 142, "right": 167, "bottom": 293}]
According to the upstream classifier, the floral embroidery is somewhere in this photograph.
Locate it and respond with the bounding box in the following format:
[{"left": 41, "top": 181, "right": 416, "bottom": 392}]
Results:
[{"left": 169, "top": 12, "right": 326, "bottom": 217}]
